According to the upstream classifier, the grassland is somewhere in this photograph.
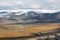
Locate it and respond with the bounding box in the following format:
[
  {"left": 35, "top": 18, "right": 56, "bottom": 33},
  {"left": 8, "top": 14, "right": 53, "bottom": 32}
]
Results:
[{"left": 0, "top": 23, "right": 60, "bottom": 38}]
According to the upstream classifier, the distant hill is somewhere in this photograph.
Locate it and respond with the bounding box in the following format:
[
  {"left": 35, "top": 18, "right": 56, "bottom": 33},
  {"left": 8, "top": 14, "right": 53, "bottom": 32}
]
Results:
[
  {"left": 0, "top": 11, "right": 60, "bottom": 24},
  {"left": 17, "top": 11, "right": 60, "bottom": 23}
]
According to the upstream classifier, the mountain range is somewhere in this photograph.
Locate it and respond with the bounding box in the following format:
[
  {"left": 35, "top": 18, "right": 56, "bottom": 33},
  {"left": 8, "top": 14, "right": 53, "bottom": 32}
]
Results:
[{"left": 0, "top": 11, "right": 60, "bottom": 24}]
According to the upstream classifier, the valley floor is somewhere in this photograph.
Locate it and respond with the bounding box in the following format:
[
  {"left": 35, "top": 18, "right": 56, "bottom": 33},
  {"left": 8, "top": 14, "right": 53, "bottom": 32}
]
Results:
[{"left": 0, "top": 23, "right": 60, "bottom": 38}]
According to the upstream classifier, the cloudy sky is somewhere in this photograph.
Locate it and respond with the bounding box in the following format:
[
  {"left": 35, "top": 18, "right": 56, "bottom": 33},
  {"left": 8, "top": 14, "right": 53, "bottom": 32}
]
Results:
[{"left": 0, "top": 0, "right": 60, "bottom": 10}]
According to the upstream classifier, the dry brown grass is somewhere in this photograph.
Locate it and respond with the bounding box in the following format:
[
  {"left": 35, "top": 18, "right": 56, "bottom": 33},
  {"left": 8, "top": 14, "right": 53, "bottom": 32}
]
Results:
[{"left": 0, "top": 23, "right": 60, "bottom": 38}]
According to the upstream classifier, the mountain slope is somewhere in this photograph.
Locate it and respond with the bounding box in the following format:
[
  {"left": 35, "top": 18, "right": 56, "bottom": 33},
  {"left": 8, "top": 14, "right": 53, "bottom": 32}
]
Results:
[{"left": 0, "top": 11, "right": 60, "bottom": 24}]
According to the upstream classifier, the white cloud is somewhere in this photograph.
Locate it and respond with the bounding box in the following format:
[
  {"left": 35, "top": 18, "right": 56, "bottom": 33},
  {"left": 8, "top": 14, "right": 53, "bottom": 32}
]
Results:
[
  {"left": 0, "top": 2, "right": 13, "bottom": 6},
  {"left": 47, "top": 0, "right": 56, "bottom": 2},
  {"left": 13, "top": 1, "right": 25, "bottom": 5},
  {"left": 40, "top": 10, "right": 57, "bottom": 13},
  {"left": 0, "top": 0, "right": 60, "bottom": 10},
  {"left": 49, "top": 0, "right": 56, "bottom": 2},
  {"left": 30, "top": 4, "right": 41, "bottom": 8}
]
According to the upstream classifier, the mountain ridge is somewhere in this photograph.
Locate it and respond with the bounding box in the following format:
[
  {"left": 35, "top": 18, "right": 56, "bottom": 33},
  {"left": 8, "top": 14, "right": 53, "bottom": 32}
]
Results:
[{"left": 0, "top": 11, "right": 60, "bottom": 24}]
